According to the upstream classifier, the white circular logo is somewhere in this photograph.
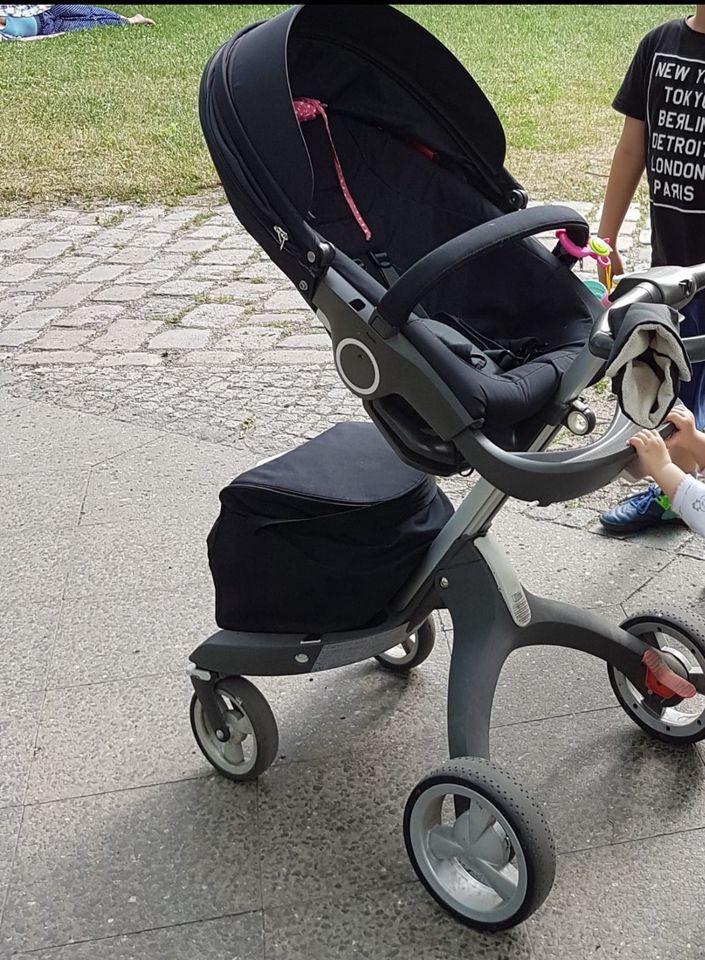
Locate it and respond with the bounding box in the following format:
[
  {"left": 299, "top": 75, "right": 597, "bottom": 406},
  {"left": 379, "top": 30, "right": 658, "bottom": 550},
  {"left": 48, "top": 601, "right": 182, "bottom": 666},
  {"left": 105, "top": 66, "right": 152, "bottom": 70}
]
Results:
[{"left": 334, "top": 338, "right": 380, "bottom": 395}]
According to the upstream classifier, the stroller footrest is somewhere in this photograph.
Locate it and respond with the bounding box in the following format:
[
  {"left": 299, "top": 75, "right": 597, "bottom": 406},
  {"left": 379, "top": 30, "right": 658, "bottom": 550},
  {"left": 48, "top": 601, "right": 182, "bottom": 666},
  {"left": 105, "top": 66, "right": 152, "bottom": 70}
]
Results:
[{"left": 642, "top": 648, "right": 697, "bottom": 700}]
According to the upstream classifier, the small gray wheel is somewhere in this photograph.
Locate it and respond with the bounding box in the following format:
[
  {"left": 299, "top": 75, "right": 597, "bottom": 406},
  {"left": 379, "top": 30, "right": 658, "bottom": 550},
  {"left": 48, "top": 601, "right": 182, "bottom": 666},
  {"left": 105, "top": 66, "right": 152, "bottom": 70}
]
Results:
[
  {"left": 375, "top": 617, "right": 436, "bottom": 673},
  {"left": 190, "top": 676, "right": 279, "bottom": 780},
  {"left": 608, "top": 610, "right": 705, "bottom": 744},
  {"left": 404, "top": 757, "right": 555, "bottom": 930}
]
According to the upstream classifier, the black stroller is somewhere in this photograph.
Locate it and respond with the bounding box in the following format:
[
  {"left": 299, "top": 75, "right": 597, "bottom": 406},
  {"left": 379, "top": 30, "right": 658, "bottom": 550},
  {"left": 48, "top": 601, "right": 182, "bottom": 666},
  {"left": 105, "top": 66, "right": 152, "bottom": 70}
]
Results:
[{"left": 189, "top": 3, "right": 705, "bottom": 930}]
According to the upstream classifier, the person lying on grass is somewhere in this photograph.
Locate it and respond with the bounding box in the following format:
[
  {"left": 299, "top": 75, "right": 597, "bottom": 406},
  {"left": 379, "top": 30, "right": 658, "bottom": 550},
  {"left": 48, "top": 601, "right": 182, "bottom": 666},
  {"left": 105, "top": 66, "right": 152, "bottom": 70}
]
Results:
[
  {"left": 0, "top": 4, "right": 154, "bottom": 40},
  {"left": 629, "top": 406, "right": 705, "bottom": 537}
]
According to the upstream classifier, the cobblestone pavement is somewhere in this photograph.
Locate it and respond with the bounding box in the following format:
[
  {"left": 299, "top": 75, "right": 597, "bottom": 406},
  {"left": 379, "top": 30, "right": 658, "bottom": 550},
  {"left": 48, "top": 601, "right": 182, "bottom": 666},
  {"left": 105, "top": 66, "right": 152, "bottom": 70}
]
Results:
[
  {"left": 3, "top": 196, "right": 705, "bottom": 960},
  {"left": 0, "top": 195, "right": 650, "bottom": 483}
]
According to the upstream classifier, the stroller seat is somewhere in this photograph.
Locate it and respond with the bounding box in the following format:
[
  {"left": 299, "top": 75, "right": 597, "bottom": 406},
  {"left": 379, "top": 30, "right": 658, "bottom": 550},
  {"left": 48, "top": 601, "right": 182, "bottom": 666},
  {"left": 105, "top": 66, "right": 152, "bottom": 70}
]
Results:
[{"left": 296, "top": 107, "right": 599, "bottom": 451}]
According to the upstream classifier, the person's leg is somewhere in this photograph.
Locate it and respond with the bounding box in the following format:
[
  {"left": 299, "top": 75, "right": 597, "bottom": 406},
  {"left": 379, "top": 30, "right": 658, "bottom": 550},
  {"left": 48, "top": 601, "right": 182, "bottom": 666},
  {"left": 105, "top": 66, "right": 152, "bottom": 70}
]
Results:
[
  {"left": 600, "top": 293, "right": 705, "bottom": 534},
  {"left": 39, "top": 4, "right": 128, "bottom": 33}
]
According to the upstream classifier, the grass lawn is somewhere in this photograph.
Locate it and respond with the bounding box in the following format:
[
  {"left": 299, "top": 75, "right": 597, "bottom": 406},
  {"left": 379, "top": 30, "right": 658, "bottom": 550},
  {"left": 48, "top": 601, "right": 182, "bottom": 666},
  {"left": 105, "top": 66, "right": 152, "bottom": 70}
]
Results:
[{"left": 0, "top": 3, "right": 692, "bottom": 209}]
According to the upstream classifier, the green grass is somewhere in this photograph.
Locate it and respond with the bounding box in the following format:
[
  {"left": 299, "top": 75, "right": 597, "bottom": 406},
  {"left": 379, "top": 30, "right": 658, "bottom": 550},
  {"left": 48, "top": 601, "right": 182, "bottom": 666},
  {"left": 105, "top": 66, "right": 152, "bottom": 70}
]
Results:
[
  {"left": 0, "top": 4, "right": 692, "bottom": 207},
  {"left": 402, "top": 4, "right": 691, "bottom": 200}
]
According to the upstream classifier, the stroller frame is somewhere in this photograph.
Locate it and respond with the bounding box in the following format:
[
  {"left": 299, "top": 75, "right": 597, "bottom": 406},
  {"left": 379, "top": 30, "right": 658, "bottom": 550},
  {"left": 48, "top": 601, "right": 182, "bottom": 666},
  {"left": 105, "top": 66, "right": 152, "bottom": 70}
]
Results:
[{"left": 190, "top": 252, "right": 705, "bottom": 930}]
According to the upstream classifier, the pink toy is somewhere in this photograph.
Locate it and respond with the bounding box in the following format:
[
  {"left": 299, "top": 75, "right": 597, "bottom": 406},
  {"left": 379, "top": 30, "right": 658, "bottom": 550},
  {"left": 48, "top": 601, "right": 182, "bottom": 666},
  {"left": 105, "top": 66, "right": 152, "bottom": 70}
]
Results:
[{"left": 555, "top": 229, "right": 612, "bottom": 267}]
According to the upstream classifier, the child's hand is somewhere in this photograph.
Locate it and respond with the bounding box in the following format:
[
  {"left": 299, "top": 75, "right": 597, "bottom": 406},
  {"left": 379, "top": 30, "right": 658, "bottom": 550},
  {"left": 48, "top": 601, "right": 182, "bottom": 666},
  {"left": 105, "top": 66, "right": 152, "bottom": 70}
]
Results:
[
  {"left": 628, "top": 429, "right": 672, "bottom": 477},
  {"left": 666, "top": 406, "right": 698, "bottom": 451},
  {"left": 598, "top": 248, "right": 625, "bottom": 288}
]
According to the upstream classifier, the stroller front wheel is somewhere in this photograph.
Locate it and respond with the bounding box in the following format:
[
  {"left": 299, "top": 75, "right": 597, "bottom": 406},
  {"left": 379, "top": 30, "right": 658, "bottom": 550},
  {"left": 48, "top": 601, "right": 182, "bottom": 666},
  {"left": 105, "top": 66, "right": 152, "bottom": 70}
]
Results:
[
  {"left": 404, "top": 758, "right": 555, "bottom": 930},
  {"left": 375, "top": 616, "right": 436, "bottom": 673},
  {"left": 609, "top": 610, "right": 705, "bottom": 744},
  {"left": 190, "top": 676, "right": 279, "bottom": 780}
]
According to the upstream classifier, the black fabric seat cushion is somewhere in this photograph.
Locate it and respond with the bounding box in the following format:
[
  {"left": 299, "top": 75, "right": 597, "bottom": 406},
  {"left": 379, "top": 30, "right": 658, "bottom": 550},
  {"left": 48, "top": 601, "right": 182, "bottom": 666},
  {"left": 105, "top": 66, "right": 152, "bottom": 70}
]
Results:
[{"left": 300, "top": 112, "right": 601, "bottom": 432}]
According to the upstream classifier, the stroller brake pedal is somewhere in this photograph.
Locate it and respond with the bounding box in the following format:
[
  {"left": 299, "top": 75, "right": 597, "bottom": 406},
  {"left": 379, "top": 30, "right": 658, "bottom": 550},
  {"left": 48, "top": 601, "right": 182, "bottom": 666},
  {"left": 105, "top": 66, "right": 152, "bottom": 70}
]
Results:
[{"left": 642, "top": 648, "right": 697, "bottom": 700}]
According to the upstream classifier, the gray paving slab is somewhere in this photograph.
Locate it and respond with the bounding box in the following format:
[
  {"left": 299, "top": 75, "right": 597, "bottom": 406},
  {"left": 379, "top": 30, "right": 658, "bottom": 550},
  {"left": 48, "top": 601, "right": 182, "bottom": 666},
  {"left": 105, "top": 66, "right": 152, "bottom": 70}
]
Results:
[
  {"left": 492, "top": 511, "right": 671, "bottom": 608},
  {"left": 0, "top": 396, "right": 162, "bottom": 476},
  {"left": 492, "top": 708, "right": 705, "bottom": 853},
  {"left": 83, "top": 433, "right": 251, "bottom": 487},
  {"left": 528, "top": 829, "right": 705, "bottom": 958},
  {"left": 679, "top": 533, "right": 705, "bottom": 561},
  {"left": 256, "top": 624, "right": 621, "bottom": 768},
  {"left": 0, "top": 528, "right": 72, "bottom": 608},
  {"left": 79, "top": 466, "right": 217, "bottom": 526},
  {"left": 257, "top": 739, "right": 444, "bottom": 908},
  {"left": 1, "top": 598, "right": 61, "bottom": 690},
  {"left": 26, "top": 675, "right": 205, "bottom": 803},
  {"left": 623, "top": 555, "right": 705, "bottom": 618},
  {"left": 256, "top": 648, "right": 448, "bottom": 766},
  {"left": 48, "top": 590, "right": 214, "bottom": 687},
  {"left": 263, "top": 886, "right": 533, "bottom": 959},
  {"left": 64, "top": 517, "right": 212, "bottom": 600},
  {"left": 6, "top": 914, "right": 264, "bottom": 960},
  {"left": 0, "top": 778, "right": 260, "bottom": 954},
  {"left": 0, "top": 470, "right": 86, "bottom": 532},
  {"left": 0, "top": 808, "right": 21, "bottom": 928},
  {"left": 491, "top": 638, "right": 617, "bottom": 726},
  {"left": 0, "top": 690, "right": 38, "bottom": 809}
]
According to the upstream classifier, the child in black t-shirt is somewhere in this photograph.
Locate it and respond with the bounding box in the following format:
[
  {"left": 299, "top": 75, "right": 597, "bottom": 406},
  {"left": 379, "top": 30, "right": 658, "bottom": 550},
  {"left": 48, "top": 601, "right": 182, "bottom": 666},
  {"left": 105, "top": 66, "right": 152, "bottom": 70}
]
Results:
[{"left": 599, "top": 5, "right": 705, "bottom": 534}]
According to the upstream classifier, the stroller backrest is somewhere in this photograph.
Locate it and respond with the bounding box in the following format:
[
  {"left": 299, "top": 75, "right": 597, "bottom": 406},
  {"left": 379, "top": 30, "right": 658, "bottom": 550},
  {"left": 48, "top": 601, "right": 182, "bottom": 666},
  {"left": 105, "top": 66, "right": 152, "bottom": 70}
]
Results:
[
  {"left": 297, "top": 106, "right": 591, "bottom": 350},
  {"left": 286, "top": 11, "right": 596, "bottom": 350}
]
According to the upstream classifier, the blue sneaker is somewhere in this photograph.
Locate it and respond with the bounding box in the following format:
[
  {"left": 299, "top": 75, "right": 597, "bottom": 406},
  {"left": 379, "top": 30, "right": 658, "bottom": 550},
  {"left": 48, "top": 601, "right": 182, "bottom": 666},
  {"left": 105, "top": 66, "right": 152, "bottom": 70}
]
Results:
[{"left": 599, "top": 484, "right": 683, "bottom": 534}]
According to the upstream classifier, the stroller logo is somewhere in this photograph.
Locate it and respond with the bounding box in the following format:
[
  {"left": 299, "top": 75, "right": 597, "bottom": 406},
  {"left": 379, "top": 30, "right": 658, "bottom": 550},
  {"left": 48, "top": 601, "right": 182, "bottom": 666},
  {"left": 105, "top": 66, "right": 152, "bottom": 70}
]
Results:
[{"left": 273, "top": 226, "right": 288, "bottom": 250}]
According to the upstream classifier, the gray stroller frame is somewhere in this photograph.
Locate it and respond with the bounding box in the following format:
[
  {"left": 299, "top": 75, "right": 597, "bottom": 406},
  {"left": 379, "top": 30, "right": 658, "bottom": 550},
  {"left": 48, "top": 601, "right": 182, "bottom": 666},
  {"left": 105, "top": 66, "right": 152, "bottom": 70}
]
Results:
[{"left": 189, "top": 214, "right": 705, "bottom": 929}]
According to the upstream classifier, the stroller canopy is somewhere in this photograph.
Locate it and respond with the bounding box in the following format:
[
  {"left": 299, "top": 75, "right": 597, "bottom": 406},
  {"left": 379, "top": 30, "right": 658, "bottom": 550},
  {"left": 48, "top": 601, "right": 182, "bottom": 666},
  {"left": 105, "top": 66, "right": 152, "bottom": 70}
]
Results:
[
  {"left": 201, "top": 4, "right": 600, "bottom": 448},
  {"left": 200, "top": 3, "right": 522, "bottom": 283}
]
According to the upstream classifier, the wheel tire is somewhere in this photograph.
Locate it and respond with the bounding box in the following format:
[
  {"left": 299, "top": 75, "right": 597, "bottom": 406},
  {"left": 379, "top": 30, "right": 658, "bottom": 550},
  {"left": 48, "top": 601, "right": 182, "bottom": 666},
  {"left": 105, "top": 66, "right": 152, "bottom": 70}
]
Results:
[
  {"left": 608, "top": 609, "right": 705, "bottom": 745},
  {"left": 375, "top": 616, "right": 436, "bottom": 673},
  {"left": 190, "top": 676, "right": 279, "bottom": 781},
  {"left": 404, "top": 757, "right": 555, "bottom": 930}
]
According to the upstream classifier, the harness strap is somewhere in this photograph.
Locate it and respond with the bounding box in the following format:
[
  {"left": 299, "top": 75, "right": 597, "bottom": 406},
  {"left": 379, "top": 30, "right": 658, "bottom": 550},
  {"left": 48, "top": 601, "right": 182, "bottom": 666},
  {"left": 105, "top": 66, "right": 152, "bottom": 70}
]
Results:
[
  {"left": 368, "top": 251, "right": 430, "bottom": 320},
  {"left": 293, "top": 97, "right": 372, "bottom": 241}
]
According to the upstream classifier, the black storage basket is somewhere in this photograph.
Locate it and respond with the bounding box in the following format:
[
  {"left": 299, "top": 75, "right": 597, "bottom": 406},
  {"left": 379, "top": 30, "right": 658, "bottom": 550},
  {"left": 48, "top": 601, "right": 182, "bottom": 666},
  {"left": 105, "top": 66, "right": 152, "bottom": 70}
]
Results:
[{"left": 207, "top": 422, "right": 454, "bottom": 633}]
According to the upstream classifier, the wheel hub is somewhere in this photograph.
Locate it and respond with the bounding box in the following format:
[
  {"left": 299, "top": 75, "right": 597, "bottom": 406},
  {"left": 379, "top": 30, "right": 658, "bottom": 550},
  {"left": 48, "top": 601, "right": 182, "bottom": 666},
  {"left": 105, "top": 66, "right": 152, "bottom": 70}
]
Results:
[{"left": 414, "top": 787, "right": 526, "bottom": 918}]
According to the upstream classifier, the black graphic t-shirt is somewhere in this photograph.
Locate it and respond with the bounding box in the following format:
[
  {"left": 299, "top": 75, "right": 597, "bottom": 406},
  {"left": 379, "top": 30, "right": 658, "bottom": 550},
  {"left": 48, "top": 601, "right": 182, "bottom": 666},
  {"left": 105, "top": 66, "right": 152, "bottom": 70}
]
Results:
[{"left": 615, "top": 18, "right": 705, "bottom": 266}]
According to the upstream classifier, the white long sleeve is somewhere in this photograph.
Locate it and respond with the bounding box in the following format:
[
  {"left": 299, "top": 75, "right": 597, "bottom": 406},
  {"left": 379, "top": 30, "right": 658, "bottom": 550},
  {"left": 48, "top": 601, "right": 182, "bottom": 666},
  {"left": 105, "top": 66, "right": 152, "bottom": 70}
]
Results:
[{"left": 672, "top": 474, "right": 705, "bottom": 538}]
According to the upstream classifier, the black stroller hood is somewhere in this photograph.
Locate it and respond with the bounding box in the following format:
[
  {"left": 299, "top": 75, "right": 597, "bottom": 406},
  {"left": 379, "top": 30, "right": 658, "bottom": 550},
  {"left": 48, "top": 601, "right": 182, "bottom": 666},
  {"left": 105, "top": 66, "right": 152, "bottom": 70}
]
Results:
[{"left": 199, "top": 3, "right": 522, "bottom": 295}]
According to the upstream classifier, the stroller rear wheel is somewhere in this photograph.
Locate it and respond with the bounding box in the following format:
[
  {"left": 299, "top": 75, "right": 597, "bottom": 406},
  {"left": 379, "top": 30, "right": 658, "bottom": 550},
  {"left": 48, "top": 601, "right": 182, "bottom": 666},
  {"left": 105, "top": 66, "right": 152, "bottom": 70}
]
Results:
[
  {"left": 608, "top": 610, "right": 705, "bottom": 744},
  {"left": 190, "top": 676, "right": 279, "bottom": 780},
  {"left": 375, "top": 616, "right": 436, "bottom": 673},
  {"left": 404, "top": 758, "right": 555, "bottom": 930}
]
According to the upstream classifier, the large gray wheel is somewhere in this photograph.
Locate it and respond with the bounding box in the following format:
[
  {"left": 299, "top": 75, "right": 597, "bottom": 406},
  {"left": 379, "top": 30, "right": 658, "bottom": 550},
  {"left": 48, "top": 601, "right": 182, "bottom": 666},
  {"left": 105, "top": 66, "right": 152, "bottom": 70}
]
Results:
[
  {"left": 404, "top": 758, "right": 555, "bottom": 930},
  {"left": 375, "top": 616, "right": 436, "bottom": 673},
  {"left": 608, "top": 610, "right": 705, "bottom": 744},
  {"left": 190, "top": 676, "right": 279, "bottom": 780}
]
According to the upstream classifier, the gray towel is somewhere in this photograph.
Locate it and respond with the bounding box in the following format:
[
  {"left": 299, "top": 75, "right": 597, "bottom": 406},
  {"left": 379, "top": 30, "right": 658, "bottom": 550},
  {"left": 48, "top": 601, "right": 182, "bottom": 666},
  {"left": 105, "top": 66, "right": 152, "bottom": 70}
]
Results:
[{"left": 605, "top": 303, "right": 692, "bottom": 428}]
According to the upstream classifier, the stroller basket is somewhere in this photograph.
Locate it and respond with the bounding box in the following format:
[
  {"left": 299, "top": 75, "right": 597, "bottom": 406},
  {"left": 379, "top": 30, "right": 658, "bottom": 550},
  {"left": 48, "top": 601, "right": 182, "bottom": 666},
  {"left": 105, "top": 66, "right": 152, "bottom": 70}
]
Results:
[{"left": 208, "top": 422, "right": 454, "bottom": 633}]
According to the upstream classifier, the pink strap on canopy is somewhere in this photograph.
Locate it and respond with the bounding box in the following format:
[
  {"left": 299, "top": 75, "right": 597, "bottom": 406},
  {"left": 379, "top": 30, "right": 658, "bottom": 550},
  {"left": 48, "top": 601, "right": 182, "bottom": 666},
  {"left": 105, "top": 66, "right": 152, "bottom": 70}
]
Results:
[{"left": 294, "top": 97, "right": 372, "bottom": 241}]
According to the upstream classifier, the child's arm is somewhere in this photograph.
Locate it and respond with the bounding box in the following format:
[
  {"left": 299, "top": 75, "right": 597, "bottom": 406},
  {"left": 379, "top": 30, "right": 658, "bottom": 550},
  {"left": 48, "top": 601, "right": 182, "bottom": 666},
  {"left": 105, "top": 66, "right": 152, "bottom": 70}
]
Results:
[
  {"left": 671, "top": 474, "right": 705, "bottom": 537},
  {"left": 598, "top": 117, "right": 646, "bottom": 284},
  {"left": 629, "top": 430, "right": 705, "bottom": 537}
]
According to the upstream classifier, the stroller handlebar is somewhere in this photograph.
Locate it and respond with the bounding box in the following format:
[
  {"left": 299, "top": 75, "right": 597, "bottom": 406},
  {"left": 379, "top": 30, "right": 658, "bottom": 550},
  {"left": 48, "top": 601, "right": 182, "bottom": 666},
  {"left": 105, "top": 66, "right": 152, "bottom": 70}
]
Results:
[
  {"left": 457, "top": 261, "right": 705, "bottom": 504},
  {"left": 590, "top": 263, "right": 705, "bottom": 361},
  {"left": 372, "top": 205, "right": 590, "bottom": 335}
]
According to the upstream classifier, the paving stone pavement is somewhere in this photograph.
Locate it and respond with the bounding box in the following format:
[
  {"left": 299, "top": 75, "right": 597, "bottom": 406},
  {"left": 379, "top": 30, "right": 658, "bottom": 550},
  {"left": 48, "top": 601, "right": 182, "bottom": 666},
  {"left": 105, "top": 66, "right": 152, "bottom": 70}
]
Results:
[{"left": 2, "top": 195, "right": 705, "bottom": 959}]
